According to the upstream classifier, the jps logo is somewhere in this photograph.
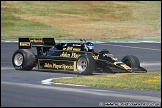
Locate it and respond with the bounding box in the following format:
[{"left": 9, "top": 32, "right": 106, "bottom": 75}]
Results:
[{"left": 92, "top": 55, "right": 99, "bottom": 60}]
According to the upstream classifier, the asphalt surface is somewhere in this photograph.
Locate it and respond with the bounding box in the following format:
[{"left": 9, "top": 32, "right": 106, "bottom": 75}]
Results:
[{"left": 1, "top": 42, "right": 161, "bottom": 107}]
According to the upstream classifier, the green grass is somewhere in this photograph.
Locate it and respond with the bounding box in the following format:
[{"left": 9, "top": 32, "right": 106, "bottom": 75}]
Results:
[
  {"left": 1, "top": 15, "right": 67, "bottom": 40},
  {"left": 1, "top": 1, "right": 68, "bottom": 40},
  {"left": 1, "top": 1, "right": 161, "bottom": 40},
  {"left": 52, "top": 72, "right": 161, "bottom": 91}
]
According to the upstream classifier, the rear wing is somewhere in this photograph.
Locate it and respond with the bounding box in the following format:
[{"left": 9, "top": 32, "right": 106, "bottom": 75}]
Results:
[{"left": 19, "top": 38, "right": 55, "bottom": 49}]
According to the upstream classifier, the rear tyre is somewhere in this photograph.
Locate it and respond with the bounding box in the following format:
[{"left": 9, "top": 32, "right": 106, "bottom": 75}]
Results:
[
  {"left": 121, "top": 55, "right": 140, "bottom": 68},
  {"left": 12, "top": 49, "right": 36, "bottom": 70},
  {"left": 77, "top": 54, "right": 95, "bottom": 75}
]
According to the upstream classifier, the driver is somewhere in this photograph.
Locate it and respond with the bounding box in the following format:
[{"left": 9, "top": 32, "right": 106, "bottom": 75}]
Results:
[{"left": 85, "top": 42, "right": 94, "bottom": 52}]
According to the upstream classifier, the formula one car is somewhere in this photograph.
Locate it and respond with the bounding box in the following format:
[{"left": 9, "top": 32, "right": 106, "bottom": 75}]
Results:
[{"left": 12, "top": 38, "right": 147, "bottom": 75}]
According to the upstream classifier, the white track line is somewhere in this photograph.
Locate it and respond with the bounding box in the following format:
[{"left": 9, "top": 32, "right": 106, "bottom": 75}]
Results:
[
  {"left": 1, "top": 67, "right": 15, "bottom": 70},
  {"left": 54, "top": 83, "right": 89, "bottom": 87},
  {"left": 41, "top": 77, "right": 90, "bottom": 87},
  {"left": 41, "top": 78, "right": 54, "bottom": 85},
  {"left": 101, "top": 43, "right": 161, "bottom": 51},
  {"left": 141, "top": 63, "right": 161, "bottom": 66}
]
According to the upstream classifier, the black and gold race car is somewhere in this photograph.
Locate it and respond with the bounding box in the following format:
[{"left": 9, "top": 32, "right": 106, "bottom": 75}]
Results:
[{"left": 12, "top": 38, "right": 147, "bottom": 75}]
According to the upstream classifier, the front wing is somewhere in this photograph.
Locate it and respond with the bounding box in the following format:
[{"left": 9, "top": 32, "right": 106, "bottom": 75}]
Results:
[{"left": 95, "top": 60, "right": 147, "bottom": 73}]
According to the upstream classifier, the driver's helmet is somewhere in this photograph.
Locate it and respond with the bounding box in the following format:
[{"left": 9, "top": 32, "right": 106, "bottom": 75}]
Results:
[{"left": 85, "top": 42, "right": 94, "bottom": 52}]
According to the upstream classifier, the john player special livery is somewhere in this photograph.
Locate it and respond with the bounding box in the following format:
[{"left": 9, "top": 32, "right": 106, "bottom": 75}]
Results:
[{"left": 12, "top": 38, "right": 147, "bottom": 75}]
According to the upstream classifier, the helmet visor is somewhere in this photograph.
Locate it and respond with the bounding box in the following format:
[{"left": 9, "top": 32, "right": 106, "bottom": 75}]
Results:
[{"left": 88, "top": 46, "right": 94, "bottom": 50}]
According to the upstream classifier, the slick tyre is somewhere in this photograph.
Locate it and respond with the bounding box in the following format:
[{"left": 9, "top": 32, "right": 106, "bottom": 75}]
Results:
[
  {"left": 122, "top": 55, "right": 140, "bottom": 68},
  {"left": 12, "top": 49, "right": 36, "bottom": 70},
  {"left": 77, "top": 54, "right": 95, "bottom": 75}
]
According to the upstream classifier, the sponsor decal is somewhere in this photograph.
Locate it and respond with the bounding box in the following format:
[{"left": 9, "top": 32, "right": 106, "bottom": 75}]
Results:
[
  {"left": 103, "top": 53, "right": 113, "bottom": 57},
  {"left": 103, "top": 53, "right": 117, "bottom": 61},
  {"left": 120, "top": 64, "right": 131, "bottom": 69},
  {"left": 44, "top": 63, "right": 74, "bottom": 70},
  {"left": 60, "top": 52, "right": 71, "bottom": 57},
  {"left": 30, "top": 38, "right": 43, "bottom": 43},
  {"left": 114, "top": 62, "right": 131, "bottom": 70},
  {"left": 73, "top": 48, "right": 81, "bottom": 51},
  {"left": 72, "top": 44, "right": 81, "bottom": 46},
  {"left": 38, "top": 60, "right": 77, "bottom": 71},
  {"left": 63, "top": 48, "right": 67, "bottom": 50},
  {"left": 67, "top": 47, "right": 73, "bottom": 50},
  {"left": 60, "top": 52, "right": 81, "bottom": 58},
  {"left": 71, "top": 52, "right": 81, "bottom": 58},
  {"left": 19, "top": 42, "right": 30, "bottom": 46},
  {"left": 92, "top": 55, "right": 99, "bottom": 60},
  {"left": 63, "top": 46, "right": 81, "bottom": 51}
]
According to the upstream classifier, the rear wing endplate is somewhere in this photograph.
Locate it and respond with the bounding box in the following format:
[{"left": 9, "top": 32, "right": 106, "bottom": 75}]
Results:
[{"left": 19, "top": 38, "right": 55, "bottom": 49}]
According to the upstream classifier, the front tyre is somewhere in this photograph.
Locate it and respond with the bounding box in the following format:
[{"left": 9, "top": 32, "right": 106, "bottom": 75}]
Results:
[
  {"left": 12, "top": 49, "right": 36, "bottom": 70},
  {"left": 122, "top": 55, "right": 140, "bottom": 68},
  {"left": 77, "top": 54, "right": 95, "bottom": 75}
]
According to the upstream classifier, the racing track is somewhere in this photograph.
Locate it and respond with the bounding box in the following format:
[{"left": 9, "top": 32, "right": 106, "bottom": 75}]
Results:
[{"left": 1, "top": 42, "right": 161, "bottom": 107}]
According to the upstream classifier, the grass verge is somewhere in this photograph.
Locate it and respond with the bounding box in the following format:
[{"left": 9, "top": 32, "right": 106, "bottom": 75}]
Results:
[
  {"left": 1, "top": 1, "right": 161, "bottom": 40},
  {"left": 1, "top": 15, "right": 68, "bottom": 40},
  {"left": 52, "top": 72, "right": 161, "bottom": 91}
]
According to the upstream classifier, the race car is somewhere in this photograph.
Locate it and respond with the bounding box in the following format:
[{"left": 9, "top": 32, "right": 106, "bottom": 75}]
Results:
[{"left": 12, "top": 38, "right": 147, "bottom": 75}]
